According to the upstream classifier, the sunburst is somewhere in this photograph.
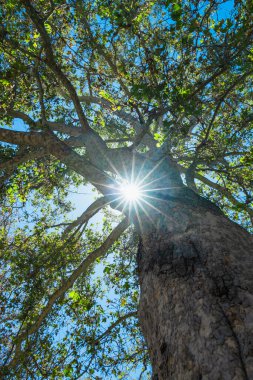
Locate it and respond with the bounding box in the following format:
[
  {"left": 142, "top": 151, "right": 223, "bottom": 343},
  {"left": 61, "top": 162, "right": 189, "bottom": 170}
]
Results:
[
  {"left": 100, "top": 155, "right": 179, "bottom": 220},
  {"left": 119, "top": 181, "right": 142, "bottom": 203}
]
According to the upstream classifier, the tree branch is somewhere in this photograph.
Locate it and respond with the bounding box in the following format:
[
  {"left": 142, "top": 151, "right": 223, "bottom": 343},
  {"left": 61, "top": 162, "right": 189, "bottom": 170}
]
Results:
[
  {"left": 4, "top": 109, "right": 37, "bottom": 128},
  {"left": 79, "top": 95, "right": 142, "bottom": 130},
  {"left": 3, "top": 217, "right": 129, "bottom": 371},
  {"left": 63, "top": 196, "right": 111, "bottom": 235},
  {"left": 0, "top": 147, "right": 46, "bottom": 173},
  {"left": 2, "top": 107, "right": 82, "bottom": 137},
  {"left": 34, "top": 67, "right": 46, "bottom": 124},
  {"left": 176, "top": 163, "right": 253, "bottom": 220},
  {"left": 204, "top": 70, "right": 253, "bottom": 141},
  {"left": 0, "top": 126, "right": 115, "bottom": 193},
  {"left": 79, "top": 95, "right": 155, "bottom": 149},
  {"left": 46, "top": 121, "right": 82, "bottom": 136},
  {"left": 93, "top": 311, "right": 137, "bottom": 344},
  {"left": 81, "top": 16, "right": 131, "bottom": 97},
  {"left": 0, "top": 127, "right": 46, "bottom": 146},
  {"left": 21, "top": 0, "right": 91, "bottom": 132}
]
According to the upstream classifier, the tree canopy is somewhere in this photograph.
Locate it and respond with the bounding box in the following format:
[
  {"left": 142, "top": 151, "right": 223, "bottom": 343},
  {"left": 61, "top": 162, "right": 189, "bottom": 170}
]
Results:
[{"left": 0, "top": 0, "right": 253, "bottom": 378}]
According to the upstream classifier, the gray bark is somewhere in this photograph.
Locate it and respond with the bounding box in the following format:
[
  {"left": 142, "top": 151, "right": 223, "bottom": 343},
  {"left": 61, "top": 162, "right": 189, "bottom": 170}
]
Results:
[{"left": 136, "top": 188, "right": 253, "bottom": 380}]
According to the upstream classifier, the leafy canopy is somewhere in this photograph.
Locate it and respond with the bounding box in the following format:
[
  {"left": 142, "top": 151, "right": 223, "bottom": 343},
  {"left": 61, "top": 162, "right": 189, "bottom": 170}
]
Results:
[{"left": 0, "top": 0, "right": 252, "bottom": 378}]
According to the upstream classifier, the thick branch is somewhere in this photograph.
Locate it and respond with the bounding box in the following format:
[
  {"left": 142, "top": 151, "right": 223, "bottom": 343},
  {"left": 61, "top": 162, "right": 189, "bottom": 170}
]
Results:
[
  {"left": 0, "top": 127, "right": 46, "bottom": 146},
  {"left": 46, "top": 121, "right": 82, "bottom": 136},
  {"left": 3, "top": 108, "right": 82, "bottom": 137},
  {"left": 0, "top": 126, "right": 115, "bottom": 192},
  {"left": 6, "top": 110, "right": 37, "bottom": 128}
]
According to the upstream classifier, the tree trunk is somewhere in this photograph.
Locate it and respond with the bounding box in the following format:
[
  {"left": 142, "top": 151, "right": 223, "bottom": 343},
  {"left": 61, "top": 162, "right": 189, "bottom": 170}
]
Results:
[{"left": 136, "top": 189, "right": 253, "bottom": 379}]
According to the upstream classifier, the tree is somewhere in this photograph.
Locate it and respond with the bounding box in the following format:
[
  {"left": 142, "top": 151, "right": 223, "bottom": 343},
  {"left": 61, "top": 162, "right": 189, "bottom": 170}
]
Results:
[{"left": 0, "top": 0, "right": 253, "bottom": 378}]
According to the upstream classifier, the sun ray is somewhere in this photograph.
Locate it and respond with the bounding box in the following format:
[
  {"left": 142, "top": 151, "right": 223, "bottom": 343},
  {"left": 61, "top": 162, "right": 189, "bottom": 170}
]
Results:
[
  {"left": 131, "top": 152, "right": 136, "bottom": 184},
  {"left": 133, "top": 202, "right": 145, "bottom": 234},
  {"left": 134, "top": 175, "right": 170, "bottom": 196},
  {"left": 136, "top": 200, "right": 158, "bottom": 229},
  {"left": 137, "top": 156, "right": 167, "bottom": 187},
  {"left": 142, "top": 186, "right": 182, "bottom": 192},
  {"left": 141, "top": 198, "right": 170, "bottom": 219},
  {"left": 134, "top": 156, "right": 152, "bottom": 184}
]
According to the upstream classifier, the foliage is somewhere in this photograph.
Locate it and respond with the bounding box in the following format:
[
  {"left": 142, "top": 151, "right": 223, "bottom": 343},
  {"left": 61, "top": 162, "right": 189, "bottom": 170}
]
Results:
[{"left": 0, "top": 0, "right": 252, "bottom": 378}]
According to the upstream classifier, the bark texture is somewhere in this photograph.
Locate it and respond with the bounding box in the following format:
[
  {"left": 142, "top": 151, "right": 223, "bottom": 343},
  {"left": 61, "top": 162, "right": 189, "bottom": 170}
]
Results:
[{"left": 136, "top": 189, "right": 253, "bottom": 380}]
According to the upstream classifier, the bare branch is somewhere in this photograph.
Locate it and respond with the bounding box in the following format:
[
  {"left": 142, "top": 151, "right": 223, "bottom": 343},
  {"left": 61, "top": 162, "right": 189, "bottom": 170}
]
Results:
[
  {"left": 63, "top": 196, "right": 111, "bottom": 235},
  {"left": 93, "top": 311, "right": 137, "bottom": 344},
  {"left": 106, "top": 138, "right": 132, "bottom": 143},
  {"left": 80, "top": 95, "right": 156, "bottom": 149}
]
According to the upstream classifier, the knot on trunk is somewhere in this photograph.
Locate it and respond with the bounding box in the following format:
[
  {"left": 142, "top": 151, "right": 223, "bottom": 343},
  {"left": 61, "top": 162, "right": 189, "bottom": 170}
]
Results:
[
  {"left": 137, "top": 237, "right": 202, "bottom": 278},
  {"left": 210, "top": 269, "right": 237, "bottom": 300}
]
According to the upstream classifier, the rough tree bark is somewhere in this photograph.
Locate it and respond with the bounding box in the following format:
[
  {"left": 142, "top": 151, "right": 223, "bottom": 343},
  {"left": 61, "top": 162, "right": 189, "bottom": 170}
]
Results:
[{"left": 136, "top": 188, "right": 253, "bottom": 380}]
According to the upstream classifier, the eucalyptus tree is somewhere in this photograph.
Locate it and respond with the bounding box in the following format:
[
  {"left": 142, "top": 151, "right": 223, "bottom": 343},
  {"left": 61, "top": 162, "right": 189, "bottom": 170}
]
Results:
[{"left": 1, "top": 0, "right": 253, "bottom": 379}]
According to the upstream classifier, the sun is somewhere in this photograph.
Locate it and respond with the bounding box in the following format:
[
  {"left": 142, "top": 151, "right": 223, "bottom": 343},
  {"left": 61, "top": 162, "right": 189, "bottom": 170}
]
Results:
[{"left": 120, "top": 182, "right": 142, "bottom": 202}]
